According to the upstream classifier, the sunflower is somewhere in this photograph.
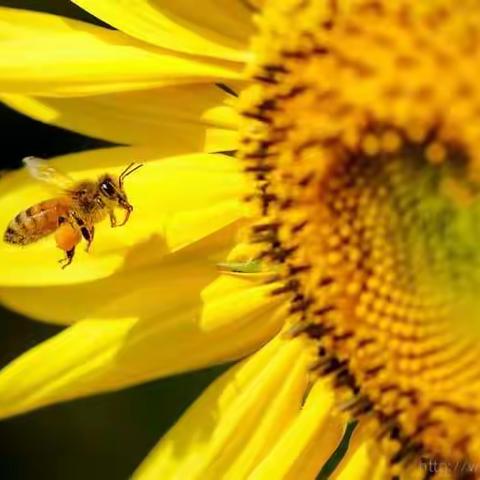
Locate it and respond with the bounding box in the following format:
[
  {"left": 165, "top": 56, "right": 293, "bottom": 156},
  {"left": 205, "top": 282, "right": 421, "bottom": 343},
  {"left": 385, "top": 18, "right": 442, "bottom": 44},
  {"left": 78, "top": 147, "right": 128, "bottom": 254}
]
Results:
[{"left": 1, "top": 0, "right": 480, "bottom": 478}]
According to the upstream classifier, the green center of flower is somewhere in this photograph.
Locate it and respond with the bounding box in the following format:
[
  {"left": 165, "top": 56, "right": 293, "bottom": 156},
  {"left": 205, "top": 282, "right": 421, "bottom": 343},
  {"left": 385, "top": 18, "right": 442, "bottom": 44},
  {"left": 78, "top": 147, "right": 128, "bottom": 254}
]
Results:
[
  {"left": 347, "top": 142, "right": 480, "bottom": 319},
  {"left": 239, "top": 0, "right": 480, "bottom": 474}
]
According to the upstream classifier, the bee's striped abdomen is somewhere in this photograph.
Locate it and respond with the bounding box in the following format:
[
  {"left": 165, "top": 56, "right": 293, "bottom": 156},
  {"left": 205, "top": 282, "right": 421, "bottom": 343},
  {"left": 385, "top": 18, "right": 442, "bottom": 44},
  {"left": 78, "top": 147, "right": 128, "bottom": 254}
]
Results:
[{"left": 4, "top": 199, "right": 70, "bottom": 245}]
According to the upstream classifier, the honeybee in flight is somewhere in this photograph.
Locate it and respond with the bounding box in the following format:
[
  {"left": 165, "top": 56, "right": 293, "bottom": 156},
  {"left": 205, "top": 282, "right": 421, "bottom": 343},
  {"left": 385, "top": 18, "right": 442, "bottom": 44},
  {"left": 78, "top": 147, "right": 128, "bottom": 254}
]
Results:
[{"left": 4, "top": 157, "right": 143, "bottom": 268}]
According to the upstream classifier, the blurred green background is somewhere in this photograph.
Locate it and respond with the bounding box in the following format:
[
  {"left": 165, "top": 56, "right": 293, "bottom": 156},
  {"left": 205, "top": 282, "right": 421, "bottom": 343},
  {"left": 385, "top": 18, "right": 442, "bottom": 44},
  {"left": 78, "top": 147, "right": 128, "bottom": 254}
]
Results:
[{"left": 0, "top": 2, "right": 226, "bottom": 478}]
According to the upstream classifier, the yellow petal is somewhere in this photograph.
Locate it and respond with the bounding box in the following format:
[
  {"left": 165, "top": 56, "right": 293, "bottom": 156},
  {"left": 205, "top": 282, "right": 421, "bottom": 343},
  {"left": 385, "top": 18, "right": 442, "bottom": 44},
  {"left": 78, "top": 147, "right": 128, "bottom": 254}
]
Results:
[
  {"left": 0, "top": 8, "right": 242, "bottom": 96},
  {"left": 0, "top": 147, "right": 249, "bottom": 286},
  {"left": 0, "top": 269, "right": 286, "bottom": 419},
  {"left": 334, "top": 441, "right": 388, "bottom": 480},
  {"left": 247, "top": 381, "right": 343, "bottom": 480},
  {"left": 0, "top": 222, "right": 238, "bottom": 325},
  {"left": 1, "top": 82, "right": 242, "bottom": 150},
  {"left": 73, "top": 0, "right": 254, "bottom": 62},
  {"left": 134, "top": 336, "right": 314, "bottom": 480}
]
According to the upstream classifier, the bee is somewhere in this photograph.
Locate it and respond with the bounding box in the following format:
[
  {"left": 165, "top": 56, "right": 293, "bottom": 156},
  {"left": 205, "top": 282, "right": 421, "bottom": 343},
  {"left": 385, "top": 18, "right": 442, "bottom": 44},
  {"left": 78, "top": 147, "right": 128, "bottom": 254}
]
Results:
[{"left": 3, "top": 157, "right": 143, "bottom": 268}]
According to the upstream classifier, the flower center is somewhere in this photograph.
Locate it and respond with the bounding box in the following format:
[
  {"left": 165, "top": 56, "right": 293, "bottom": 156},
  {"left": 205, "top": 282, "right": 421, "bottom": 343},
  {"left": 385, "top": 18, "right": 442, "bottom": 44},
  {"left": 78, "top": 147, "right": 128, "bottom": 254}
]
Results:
[{"left": 239, "top": 0, "right": 480, "bottom": 474}]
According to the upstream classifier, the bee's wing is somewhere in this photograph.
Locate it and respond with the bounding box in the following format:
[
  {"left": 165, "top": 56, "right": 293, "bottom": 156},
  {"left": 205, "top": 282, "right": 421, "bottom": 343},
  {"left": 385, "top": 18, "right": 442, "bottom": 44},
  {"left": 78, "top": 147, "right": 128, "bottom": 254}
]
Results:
[{"left": 23, "top": 156, "right": 74, "bottom": 191}]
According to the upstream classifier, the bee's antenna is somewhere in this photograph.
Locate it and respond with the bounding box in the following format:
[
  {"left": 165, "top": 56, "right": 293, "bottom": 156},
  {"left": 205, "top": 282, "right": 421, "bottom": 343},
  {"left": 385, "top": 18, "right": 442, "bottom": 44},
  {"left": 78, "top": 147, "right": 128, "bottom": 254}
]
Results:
[{"left": 119, "top": 162, "right": 143, "bottom": 187}]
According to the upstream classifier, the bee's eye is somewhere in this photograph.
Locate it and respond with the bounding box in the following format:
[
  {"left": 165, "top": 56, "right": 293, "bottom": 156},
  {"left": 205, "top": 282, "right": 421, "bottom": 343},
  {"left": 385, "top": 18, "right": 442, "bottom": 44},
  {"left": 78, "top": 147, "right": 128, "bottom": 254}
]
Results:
[{"left": 100, "top": 180, "right": 116, "bottom": 198}]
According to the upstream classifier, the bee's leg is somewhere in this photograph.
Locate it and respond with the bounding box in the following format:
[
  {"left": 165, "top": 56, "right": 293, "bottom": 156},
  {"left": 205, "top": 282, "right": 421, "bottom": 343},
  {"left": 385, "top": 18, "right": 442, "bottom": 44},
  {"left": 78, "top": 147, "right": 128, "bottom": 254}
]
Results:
[
  {"left": 59, "top": 247, "right": 76, "bottom": 269},
  {"left": 83, "top": 225, "right": 95, "bottom": 252},
  {"left": 70, "top": 212, "right": 94, "bottom": 252},
  {"left": 109, "top": 211, "right": 118, "bottom": 228},
  {"left": 56, "top": 215, "right": 81, "bottom": 267},
  {"left": 117, "top": 205, "right": 133, "bottom": 227}
]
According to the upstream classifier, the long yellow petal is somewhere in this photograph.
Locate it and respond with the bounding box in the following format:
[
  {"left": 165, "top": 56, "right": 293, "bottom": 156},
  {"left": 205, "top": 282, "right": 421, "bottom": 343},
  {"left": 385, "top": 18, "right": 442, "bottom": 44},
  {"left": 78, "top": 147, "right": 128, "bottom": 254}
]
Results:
[
  {"left": 0, "top": 271, "right": 286, "bottom": 419},
  {"left": 72, "top": 0, "right": 254, "bottom": 62},
  {"left": 0, "top": 222, "right": 238, "bottom": 325},
  {"left": 1, "top": 82, "right": 241, "bottom": 151},
  {"left": 334, "top": 441, "right": 388, "bottom": 480},
  {"left": 133, "top": 336, "right": 314, "bottom": 480},
  {"left": 247, "top": 381, "right": 343, "bottom": 480},
  {"left": 0, "top": 8, "right": 242, "bottom": 96},
  {"left": 333, "top": 433, "right": 426, "bottom": 480},
  {"left": 0, "top": 147, "right": 249, "bottom": 286}
]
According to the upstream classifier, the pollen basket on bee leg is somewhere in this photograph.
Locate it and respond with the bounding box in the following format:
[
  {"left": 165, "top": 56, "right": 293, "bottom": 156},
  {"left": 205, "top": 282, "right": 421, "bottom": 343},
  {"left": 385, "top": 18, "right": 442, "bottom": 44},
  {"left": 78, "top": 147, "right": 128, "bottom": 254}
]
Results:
[{"left": 55, "top": 223, "right": 81, "bottom": 252}]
